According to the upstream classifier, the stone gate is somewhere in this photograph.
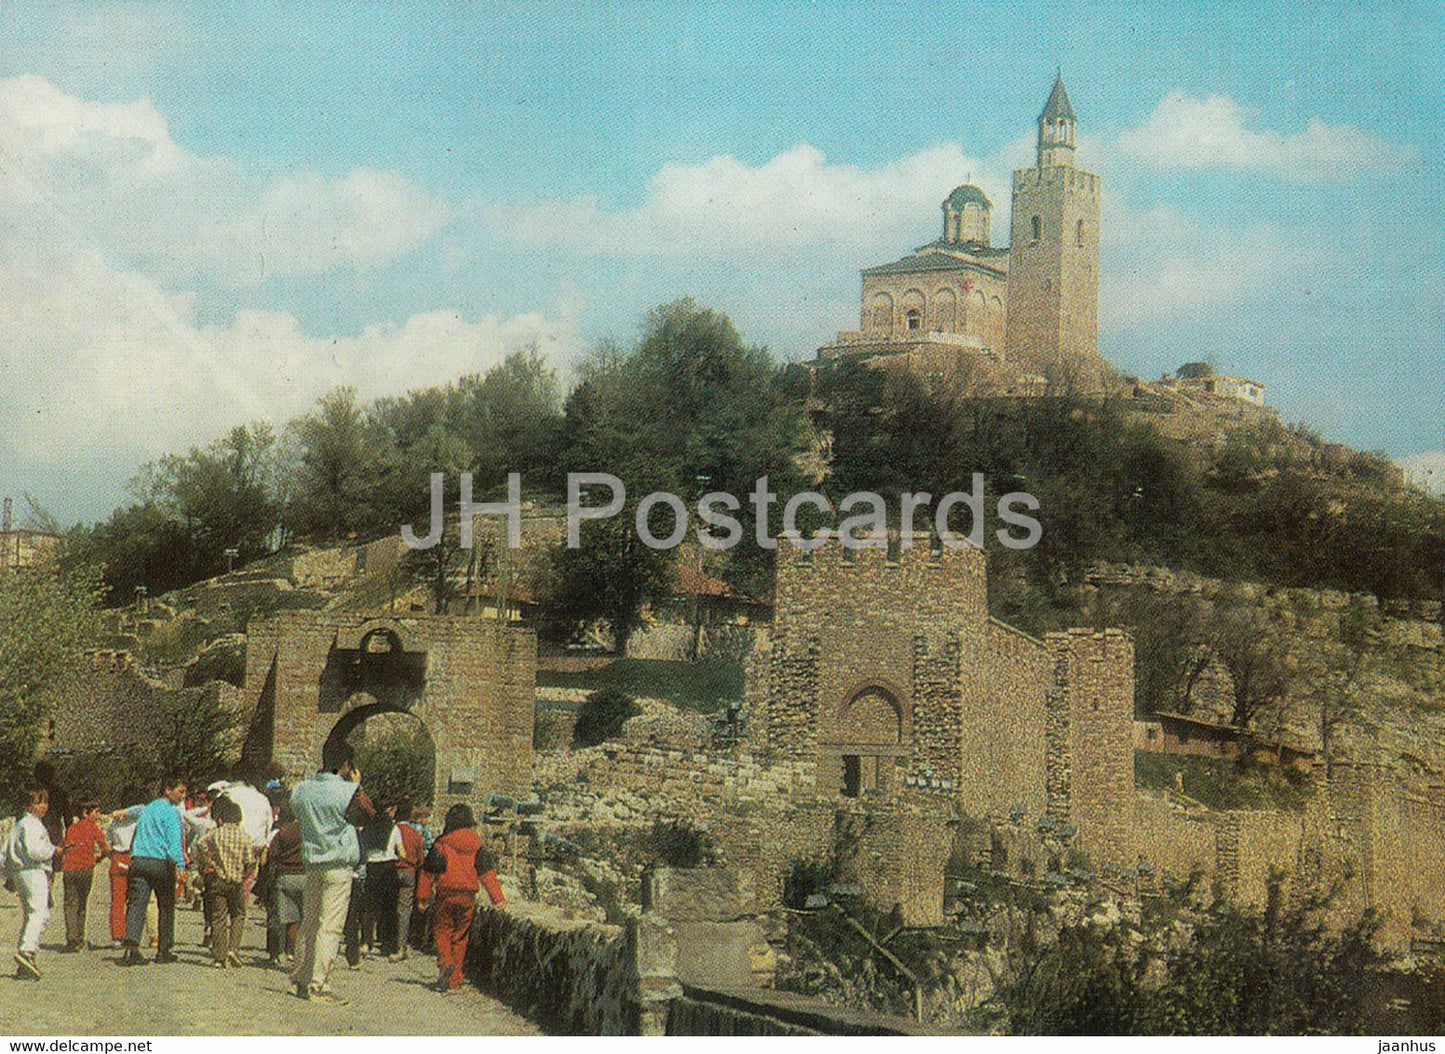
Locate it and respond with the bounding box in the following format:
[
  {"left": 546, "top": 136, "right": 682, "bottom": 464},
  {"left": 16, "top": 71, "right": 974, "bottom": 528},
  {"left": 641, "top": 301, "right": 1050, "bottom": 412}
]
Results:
[{"left": 240, "top": 611, "right": 536, "bottom": 811}]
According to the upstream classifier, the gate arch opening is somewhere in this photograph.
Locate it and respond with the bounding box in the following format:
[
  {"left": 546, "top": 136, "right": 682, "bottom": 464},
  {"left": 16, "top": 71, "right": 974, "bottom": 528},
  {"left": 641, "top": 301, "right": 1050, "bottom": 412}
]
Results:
[
  {"left": 827, "top": 683, "right": 909, "bottom": 799},
  {"left": 323, "top": 699, "right": 438, "bottom": 809}
]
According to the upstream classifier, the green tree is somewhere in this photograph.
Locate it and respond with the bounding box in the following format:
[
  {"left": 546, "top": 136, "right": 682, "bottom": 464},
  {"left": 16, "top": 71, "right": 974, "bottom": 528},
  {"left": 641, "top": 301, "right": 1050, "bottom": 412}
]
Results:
[
  {"left": 59, "top": 502, "right": 199, "bottom": 604},
  {"left": 58, "top": 424, "right": 280, "bottom": 603},
  {"left": 1092, "top": 591, "right": 1210, "bottom": 717},
  {"left": 155, "top": 423, "right": 279, "bottom": 570},
  {"left": 1208, "top": 592, "right": 1290, "bottom": 738},
  {"left": 349, "top": 720, "right": 435, "bottom": 807},
  {"left": 538, "top": 517, "right": 673, "bottom": 654},
  {"left": 454, "top": 347, "right": 566, "bottom": 491},
  {"left": 560, "top": 301, "right": 805, "bottom": 593},
  {"left": 987, "top": 878, "right": 1389, "bottom": 1034},
  {"left": 149, "top": 685, "right": 242, "bottom": 788},
  {"left": 0, "top": 562, "right": 104, "bottom": 808},
  {"left": 286, "top": 387, "right": 397, "bottom": 539}
]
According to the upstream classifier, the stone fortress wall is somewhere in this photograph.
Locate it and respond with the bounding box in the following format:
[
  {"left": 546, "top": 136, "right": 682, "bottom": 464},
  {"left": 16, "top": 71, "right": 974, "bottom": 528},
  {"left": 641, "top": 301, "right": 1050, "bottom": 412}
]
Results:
[
  {"left": 748, "top": 535, "right": 1136, "bottom": 875},
  {"left": 526, "top": 540, "right": 1445, "bottom": 950}
]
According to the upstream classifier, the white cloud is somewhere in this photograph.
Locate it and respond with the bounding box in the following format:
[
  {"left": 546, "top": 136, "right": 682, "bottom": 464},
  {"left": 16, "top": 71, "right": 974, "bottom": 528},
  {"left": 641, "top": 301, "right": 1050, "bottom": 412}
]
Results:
[
  {"left": 1117, "top": 92, "right": 1417, "bottom": 181},
  {"left": 217, "top": 169, "right": 454, "bottom": 284},
  {"left": 1101, "top": 215, "right": 1348, "bottom": 329},
  {"left": 488, "top": 142, "right": 1012, "bottom": 260},
  {"left": 0, "top": 76, "right": 451, "bottom": 285},
  {"left": 0, "top": 241, "right": 580, "bottom": 473},
  {"left": 481, "top": 89, "right": 1419, "bottom": 340},
  {"left": 0, "top": 76, "right": 534, "bottom": 517}
]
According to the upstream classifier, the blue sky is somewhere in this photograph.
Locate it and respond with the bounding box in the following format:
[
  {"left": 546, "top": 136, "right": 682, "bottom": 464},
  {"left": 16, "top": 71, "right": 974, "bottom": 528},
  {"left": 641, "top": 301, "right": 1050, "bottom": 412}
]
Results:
[{"left": 0, "top": 0, "right": 1441, "bottom": 520}]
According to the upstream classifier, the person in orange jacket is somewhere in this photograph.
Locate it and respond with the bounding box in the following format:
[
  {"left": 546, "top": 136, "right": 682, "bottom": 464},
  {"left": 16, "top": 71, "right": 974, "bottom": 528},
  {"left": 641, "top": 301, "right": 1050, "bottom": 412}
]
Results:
[{"left": 420, "top": 804, "right": 504, "bottom": 993}]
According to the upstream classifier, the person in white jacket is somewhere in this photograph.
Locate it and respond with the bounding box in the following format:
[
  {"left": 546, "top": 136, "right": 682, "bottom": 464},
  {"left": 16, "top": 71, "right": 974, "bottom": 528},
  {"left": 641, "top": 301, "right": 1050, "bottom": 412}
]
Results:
[{"left": 5, "top": 785, "right": 60, "bottom": 979}]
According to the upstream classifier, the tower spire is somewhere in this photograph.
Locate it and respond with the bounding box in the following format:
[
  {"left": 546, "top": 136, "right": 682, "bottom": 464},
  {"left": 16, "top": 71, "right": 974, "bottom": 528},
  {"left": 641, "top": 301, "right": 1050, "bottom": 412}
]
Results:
[{"left": 1037, "top": 74, "right": 1076, "bottom": 166}]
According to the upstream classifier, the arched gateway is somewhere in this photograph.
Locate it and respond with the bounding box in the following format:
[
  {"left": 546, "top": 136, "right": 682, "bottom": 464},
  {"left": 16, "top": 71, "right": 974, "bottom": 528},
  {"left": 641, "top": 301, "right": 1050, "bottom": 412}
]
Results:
[{"left": 240, "top": 611, "right": 535, "bottom": 813}]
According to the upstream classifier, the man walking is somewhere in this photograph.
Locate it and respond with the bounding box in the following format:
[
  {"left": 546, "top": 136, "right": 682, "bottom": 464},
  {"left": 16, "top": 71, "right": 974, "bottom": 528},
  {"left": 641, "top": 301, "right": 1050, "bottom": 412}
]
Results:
[
  {"left": 118, "top": 776, "right": 187, "bottom": 966},
  {"left": 289, "top": 745, "right": 374, "bottom": 1005}
]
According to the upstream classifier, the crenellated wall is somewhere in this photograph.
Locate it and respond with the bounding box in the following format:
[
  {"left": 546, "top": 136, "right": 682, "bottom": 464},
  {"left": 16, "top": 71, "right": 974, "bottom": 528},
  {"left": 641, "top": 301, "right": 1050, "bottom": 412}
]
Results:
[{"left": 750, "top": 535, "right": 1134, "bottom": 872}]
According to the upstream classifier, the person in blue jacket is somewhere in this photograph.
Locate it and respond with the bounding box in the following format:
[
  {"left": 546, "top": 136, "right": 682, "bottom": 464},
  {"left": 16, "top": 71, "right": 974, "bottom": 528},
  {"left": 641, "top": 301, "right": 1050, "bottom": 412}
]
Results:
[{"left": 116, "top": 776, "right": 188, "bottom": 966}]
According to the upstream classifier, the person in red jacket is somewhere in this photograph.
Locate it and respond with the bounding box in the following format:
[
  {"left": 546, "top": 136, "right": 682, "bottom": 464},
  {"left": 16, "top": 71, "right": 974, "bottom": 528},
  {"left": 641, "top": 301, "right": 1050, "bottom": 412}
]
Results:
[
  {"left": 421, "top": 804, "right": 505, "bottom": 994},
  {"left": 60, "top": 798, "right": 109, "bottom": 951}
]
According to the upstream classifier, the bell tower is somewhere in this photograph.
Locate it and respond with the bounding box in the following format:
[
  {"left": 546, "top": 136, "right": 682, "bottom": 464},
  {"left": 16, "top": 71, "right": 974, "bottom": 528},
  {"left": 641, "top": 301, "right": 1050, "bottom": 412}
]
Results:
[
  {"left": 1005, "top": 76, "right": 1101, "bottom": 380},
  {"left": 1037, "top": 74, "right": 1077, "bottom": 167}
]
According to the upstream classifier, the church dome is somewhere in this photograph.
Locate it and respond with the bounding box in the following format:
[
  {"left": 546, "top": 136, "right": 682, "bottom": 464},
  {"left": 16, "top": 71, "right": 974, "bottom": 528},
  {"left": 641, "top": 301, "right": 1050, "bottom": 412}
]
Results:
[
  {"left": 942, "top": 185, "right": 992, "bottom": 245},
  {"left": 944, "top": 185, "right": 992, "bottom": 211}
]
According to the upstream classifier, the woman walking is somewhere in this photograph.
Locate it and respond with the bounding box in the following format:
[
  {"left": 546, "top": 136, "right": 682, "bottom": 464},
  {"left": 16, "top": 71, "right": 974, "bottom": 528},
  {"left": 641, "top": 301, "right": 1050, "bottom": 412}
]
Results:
[{"left": 421, "top": 804, "right": 505, "bottom": 994}]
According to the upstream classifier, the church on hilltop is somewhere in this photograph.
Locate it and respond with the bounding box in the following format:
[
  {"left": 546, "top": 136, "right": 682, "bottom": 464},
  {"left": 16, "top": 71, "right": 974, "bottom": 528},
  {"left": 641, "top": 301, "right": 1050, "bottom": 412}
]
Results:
[{"left": 811, "top": 76, "right": 1107, "bottom": 395}]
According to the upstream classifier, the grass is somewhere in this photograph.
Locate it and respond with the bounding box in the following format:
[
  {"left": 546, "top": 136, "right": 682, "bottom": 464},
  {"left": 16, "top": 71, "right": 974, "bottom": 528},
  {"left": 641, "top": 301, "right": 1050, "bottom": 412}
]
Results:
[
  {"left": 537, "top": 658, "right": 744, "bottom": 712},
  {"left": 1135, "top": 751, "right": 1314, "bottom": 812}
]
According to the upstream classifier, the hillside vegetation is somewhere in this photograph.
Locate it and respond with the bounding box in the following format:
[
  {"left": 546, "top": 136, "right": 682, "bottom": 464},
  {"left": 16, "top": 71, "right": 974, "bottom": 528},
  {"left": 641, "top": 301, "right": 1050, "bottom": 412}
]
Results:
[{"left": 56, "top": 301, "right": 1443, "bottom": 649}]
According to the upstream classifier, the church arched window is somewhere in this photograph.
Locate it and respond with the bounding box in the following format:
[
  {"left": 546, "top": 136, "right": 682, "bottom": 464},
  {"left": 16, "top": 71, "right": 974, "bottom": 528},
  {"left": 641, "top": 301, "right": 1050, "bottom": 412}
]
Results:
[
  {"left": 905, "top": 309, "right": 922, "bottom": 331},
  {"left": 1076, "top": 218, "right": 1085, "bottom": 246},
  {"left": 1031, "top": 215, "right": 1041, "bottom": 244}
]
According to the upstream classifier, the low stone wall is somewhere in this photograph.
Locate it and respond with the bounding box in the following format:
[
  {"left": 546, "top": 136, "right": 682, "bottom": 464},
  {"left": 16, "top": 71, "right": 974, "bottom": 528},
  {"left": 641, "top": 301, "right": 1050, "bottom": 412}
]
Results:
[
  {"left": 626, "top": 622, "right": 762, "bottom": 664},
  {"left": 626, "top": 622, "right": 694, "bottom": 661},
  {"left": 1135, "top": 791, "right": 1218, "bottom": 887},
  {"left": 465, "top": 892, "right": 932, "bottom": 1035},
  {"left": 467, "top": 902, "right": 640, "bottom": 1034},
  {"left": 536, "top": 739, "right": 818, "bottom": 811}
]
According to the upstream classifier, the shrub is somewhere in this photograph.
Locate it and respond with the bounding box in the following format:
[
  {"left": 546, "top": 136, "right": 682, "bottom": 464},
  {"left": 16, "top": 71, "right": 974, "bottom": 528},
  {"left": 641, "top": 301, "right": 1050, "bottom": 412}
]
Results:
[
  {"left": 650, "top": 817, "right": 715, "bottom": 868},
  {"left": 572, "top": 687, "right": 638, "bottom": 747},
  {"left": 533, "top": 710, "right": 562, "bottom": 752},
  {"left": 349, "top": 720, "right": 435, "bottom": 807}
]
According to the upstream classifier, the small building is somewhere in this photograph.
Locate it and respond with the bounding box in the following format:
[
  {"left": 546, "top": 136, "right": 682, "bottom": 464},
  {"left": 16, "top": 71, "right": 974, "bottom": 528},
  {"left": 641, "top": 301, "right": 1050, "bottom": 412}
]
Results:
[
  {"left": 1148, "top": 710, "right": 1315, "bottom": 768},
  {"left": 1168, "top": 364, "right": 1266, "bottom": 406},
  {"left": 1153, "top": 710, "right": 1242, "bottom": 759},
  {"left": 1180, "top": 374, "right": 1266, "bottom": 406}
]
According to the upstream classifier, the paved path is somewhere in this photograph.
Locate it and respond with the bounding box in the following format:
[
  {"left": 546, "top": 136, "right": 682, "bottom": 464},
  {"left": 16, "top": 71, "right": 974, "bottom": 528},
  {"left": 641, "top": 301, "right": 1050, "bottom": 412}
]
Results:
[{"left": 0, "top": 891, "right": 540, "bottom": 1036}]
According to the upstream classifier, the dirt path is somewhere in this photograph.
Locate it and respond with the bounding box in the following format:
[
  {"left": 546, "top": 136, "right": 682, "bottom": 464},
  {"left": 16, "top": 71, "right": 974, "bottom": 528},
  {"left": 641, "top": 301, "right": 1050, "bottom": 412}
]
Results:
[{"left": 0, "top": 887, "right": 540, "bottom": 1036}]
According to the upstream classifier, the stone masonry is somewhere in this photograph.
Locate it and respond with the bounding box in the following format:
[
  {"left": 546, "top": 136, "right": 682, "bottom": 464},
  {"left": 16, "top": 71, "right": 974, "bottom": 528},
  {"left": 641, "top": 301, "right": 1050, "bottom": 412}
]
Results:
[
  {"left": 241, "top": 610, "right": 535, "bottom": 812},
  {"left": 747, "top": 535, "right": 1136, "bottom": 876}
]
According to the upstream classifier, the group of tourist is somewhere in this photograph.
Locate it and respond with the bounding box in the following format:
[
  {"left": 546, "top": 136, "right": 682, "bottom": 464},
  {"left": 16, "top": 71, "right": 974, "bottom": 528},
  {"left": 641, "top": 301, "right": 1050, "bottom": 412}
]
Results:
[{"left": 1, "top": 748, "right": 507, "bottom": 1004}]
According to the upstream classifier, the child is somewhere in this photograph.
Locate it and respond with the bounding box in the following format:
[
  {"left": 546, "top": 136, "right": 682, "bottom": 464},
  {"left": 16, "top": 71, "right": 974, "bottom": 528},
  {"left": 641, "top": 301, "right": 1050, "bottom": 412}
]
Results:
[
  {"left": 4, "top": 786, "right": 60, "bottom": 980},
  {"left": 421, "top": 803, "right": 505, "bottom": 994},
  {"left": 410, "top": 803, "right": 436, "bottom": 951},
  {"left": 359, "top": 804, "right": 403, "bottom": 958},
  {"left": 60, "top": 797, "right": 109, "bottom": 951},
  {"left": 189, "top": 796, "right": 259, "bottom": 968},
  {"left": 262, "top": 805, "right": 304, "bottom": 967},
  {"left": 393, "top": 799, "right": 425, "bottom": 961}
]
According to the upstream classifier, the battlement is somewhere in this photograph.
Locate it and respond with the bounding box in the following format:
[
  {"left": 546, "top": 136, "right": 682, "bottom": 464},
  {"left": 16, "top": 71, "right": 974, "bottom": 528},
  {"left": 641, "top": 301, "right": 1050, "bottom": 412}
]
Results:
[
  {"left": 775, "top": 532, "right": 987, "bottom": 582},
  {"left": 1043, "top": 626, "right": 1135, "bottom": 665},
  {"left": 1013, "top": 165, "right": 1101, "bottom": 196}
]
